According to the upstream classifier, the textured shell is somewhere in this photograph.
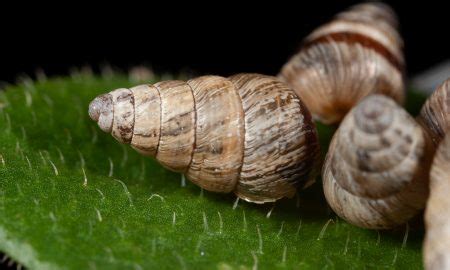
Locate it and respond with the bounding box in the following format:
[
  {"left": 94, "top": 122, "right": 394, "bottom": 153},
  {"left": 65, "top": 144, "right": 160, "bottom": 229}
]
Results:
[
  {"left": 279, "top": 2, "right": 405, "bottom": 124},
  {"left": 322, "top": 95, "right": 432, "bottom": 229},
  {"left": 424, "top": 133, "right": 450, "bottom": 270},
  {"left": 418, "top": 78, "right": 450, "bottom": 146},
  {"left": 89, "top": 73, "right": 320, "bottom": 203}
]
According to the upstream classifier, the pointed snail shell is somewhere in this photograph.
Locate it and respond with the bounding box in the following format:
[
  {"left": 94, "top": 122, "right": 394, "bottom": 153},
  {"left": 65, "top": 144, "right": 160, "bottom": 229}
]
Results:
[
  {"left": 424, "top": 133, "right": 450, "bottom": 270},
  {"left": 418, "top": 78, "right": 450, "bottom": 147},
  {"left": 322, "top": 95, "right": 433, "bottom": 229},
  {"left": 279, "top": 2, "right": 405, "bottom": 124},
  {"left": 89, "top": 73, "right": 320, "bottom": 203}
]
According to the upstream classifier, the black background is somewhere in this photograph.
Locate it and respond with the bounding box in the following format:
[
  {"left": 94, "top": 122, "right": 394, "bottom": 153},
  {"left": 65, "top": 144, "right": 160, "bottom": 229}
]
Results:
[{"left": 0, "top": 1, "right": 448, "bottom": 83}]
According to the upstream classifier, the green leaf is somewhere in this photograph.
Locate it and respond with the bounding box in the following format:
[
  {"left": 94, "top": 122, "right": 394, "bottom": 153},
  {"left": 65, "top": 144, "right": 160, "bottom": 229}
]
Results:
[{"left": 0, "top": 73, "right": 427, "bottom": 269}]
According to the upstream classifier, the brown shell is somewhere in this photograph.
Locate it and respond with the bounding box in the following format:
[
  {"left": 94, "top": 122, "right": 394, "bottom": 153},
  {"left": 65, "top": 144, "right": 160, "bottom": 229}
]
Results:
[
  {"left": 417, "top": 78, "right": 450, "bottom": 146},
  {"left": 279, "top": 2, "right": 405, "bottom": 124},
  {"left": 322, "top": 95, "right": 433, "bottom": 229},
  {"left": 424, "top": 133, "right": 450, "bottom": 270},
  {"left": 89, "top": 73, "right": 320, "bottom": 203}
]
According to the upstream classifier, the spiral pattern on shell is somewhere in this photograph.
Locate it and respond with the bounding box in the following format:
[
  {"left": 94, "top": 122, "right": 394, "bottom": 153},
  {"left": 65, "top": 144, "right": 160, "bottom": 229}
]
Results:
[
  {"left": 89, "top": 73, "right": 320, "bottom": 203},
  {"left": 424, "top": 133, "right": 450, "bottom": 270},
  {"left": 418, "top": 78, "right": 450, "bottom": 146},
  {"left": 279, "top": 2, "right": 405, "bottom": 124},
  {"left": 322, "top": 95, "right": 433, "bottom": 229}
]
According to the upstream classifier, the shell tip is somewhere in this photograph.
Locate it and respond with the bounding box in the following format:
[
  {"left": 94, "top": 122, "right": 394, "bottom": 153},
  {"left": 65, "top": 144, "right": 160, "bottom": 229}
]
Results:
[
  {"left": 88, "top": 94, "right": 114, "bottom": 133},
  {"left": 88, "top": 97, "right": 102, "bottom": 121}
]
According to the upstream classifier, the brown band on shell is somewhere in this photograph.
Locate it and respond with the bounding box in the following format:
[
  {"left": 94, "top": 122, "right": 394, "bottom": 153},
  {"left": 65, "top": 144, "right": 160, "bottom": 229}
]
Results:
[
  {"left": 279, "top": 40, "right": 405, "bottom": 124},
  {"left": 129, "top": 84, "right": 161, "bottom": 156},
  {"left": 110, "top": 88, "right": 135, "bottom": 144},
  {"left": 154, "top": 80, "right": 196, "bottom": 172},
  {"left": 303, "top": 31, "right": 403, "bottom": 72},
  {"left": 334, "top": 3, "right": 401, "bottom": 48},
  {"left": 279, "top": 3, "right": 404, "bottom": 125},
  {"left": 323, "top": 2, "right": 403, "bottom": 61},
  {"left": 230, "top": 74, "right": 319, "bottom": 203},
  {"left": 185, "top": 75, "right": 245, "bottom": 193}
]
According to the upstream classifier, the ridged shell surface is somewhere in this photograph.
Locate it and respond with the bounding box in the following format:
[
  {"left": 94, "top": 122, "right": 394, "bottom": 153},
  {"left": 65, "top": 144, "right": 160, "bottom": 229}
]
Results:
[
  {"left": 322, "top": 95, "right": 432, "bottom": 229},
  {"left": 89, "top": 73, "right": 320, "bottom": 203},
  {"left": 279, "top": 3, "right": 405, "bottom": 124}
]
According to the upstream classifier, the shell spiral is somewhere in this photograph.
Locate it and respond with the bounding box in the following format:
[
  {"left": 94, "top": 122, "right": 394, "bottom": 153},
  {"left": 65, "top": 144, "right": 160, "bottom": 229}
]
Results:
[
  {"left": 424, "top": 133, "right": 450, "bottom": 270},
  {"left": 322, "top": 95, "right": 432, "bottom": 229},
  {"left": 89, "top": 73, "right": 320, "bottom": 203},
  {"left": 418, "top": 78, "right": 450, "bottom": 147},
  {"left": 279, "top": 2, "right": 405, "bottom": 124}
]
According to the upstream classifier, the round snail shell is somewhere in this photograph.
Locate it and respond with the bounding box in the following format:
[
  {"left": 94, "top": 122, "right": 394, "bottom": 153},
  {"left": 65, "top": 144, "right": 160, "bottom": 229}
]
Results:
[
  {"left": 279, "top": 2, "right": 405, "bottom": 124},
  {"left": 322, "top": 95, "right": 433, "bottom": 229},
  {"left": 417, "top": 77, "right": 450, "bottom": 147},
  {"left": 89, "top": 73, "right": 320, "bottom": 203},
  {"left": 424, "top": 133, "right": 450, "bottom": 270}
]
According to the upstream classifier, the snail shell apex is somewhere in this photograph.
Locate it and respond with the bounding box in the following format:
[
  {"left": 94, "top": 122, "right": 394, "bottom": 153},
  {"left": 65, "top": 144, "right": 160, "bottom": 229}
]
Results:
[
  {"left": 89, "top": 73, "right": 320, "bottom": 203},
  {"left": 323, "top": 95, "right": 432, "bottom": 229},
  {"left": 279, "top": 2, "right": 405, "bottom": 124}
]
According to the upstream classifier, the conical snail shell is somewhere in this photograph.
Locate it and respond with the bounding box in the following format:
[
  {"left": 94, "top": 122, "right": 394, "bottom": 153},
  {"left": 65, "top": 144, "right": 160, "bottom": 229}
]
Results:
[
  {"left": 424, "top": 133, "right": 450, "bottom": 270},
  {"left": 89, "top": 73, "right": 320, "bottom": 203},
  {"left": 418, "top": 78, "right": 450, "bottom": 146},
  {"left": 322, "top": 95, "right": 433, "bottom": 229},
  {"left": 279, "top": 2, "right": 405, "bottom": 124}
]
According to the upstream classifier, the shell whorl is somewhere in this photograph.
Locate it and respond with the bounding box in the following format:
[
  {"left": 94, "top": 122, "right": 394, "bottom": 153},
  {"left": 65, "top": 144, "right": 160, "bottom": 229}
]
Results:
[
  {"left": 322, "top": 95, "right": 432, "bottom": 229},
  {"left": 424, "top": 133, "right": 450, "bottom": 270},
  {"left": 88, "top": 93, "right": 114, "bottom": 133},
  {"left": 418, "top": 78, "right": 450, "bottom": 146},
  {"left": 279, "top": 2, "right": 405, "bottom": 124},
  {"left": 336, "top": 2, "right": 399, "bottom": 30},
  {"left": 89, "top": 74, "right": 320, "bottom": 203}
]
